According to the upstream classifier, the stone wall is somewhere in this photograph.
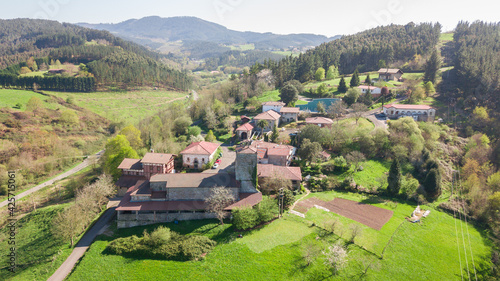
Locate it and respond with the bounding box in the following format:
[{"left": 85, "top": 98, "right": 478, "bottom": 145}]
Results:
[
  {"left": 117, "top": 211, "right": 221, "bottom": 228},
  {"left": 236, "top": 152, "right": 257, "bottom": 181}
]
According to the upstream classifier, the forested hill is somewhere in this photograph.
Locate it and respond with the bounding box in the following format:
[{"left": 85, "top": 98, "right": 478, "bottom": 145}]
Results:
[
  {"left": 78, "top": 16, "right": 339, "bottom": 51},
  {"left": 259, "top": 22, "right": 441, "bottom": 86},
  {"left": 0, "top": 18, "right": 191, "bottom": 91}
]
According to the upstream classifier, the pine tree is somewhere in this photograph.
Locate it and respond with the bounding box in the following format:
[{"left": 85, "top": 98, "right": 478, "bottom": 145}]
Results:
[
  {"left": 350, "top": 69, "right": 360, "bottom": 88},
  {"left": 338, "top": 76, "right": 348, "bottom": 93},
  {"left": 387, "top": 159, "right": 402, "bottom": 196},
  {"left": 424, "top": 168, "right": 441, "bottom": 200},
  {"left": 365, "top": 74, "right": 372, "bottom": 85},
  {"left": 423, "top": 50, "right": 441, "bottom": 84}
]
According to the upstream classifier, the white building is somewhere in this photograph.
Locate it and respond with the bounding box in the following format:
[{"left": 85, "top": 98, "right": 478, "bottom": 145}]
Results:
[
  {"left": 383, "top": 104, "right": 436, "bottom": 122},
  {"left": 262, "top": 101, "right": 285, "bottom": 113},
  {"left": 358, "top": 85, "right": 381, "bottom": 96},
  {"left": 180, "top": 141, "right": 220, "bottom": 169}
]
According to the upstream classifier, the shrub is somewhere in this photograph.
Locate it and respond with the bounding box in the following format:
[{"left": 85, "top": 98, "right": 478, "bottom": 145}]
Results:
[
  {"left": 282, "top": 189, "right": 295, "bottom": 210},
  {"left": 145, "top": 226, "right": 172, "bottom": 247},
  {"left": 177, "top": 236, "right": 217, "bottom": 261},
  {"left": 107, "top": 235, "right": 144, "bottom": 255},
  {"left": 256, "top": 197, "right": 278, "bottom": 223},
  {"left": 232, "top": 206, "right": 259, "bottom": 230}
]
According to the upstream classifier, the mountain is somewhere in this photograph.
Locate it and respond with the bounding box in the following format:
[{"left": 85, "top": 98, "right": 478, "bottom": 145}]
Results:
[
  {"left": 0, "top": 18, "right": 190, "bottom": 91},
  {"left": 78, "top": 16, "right": 340, "bottom": 53}
]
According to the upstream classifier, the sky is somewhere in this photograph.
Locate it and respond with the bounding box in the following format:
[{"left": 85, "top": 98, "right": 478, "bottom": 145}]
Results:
[{"left": 0, "top": 0, "right": 498, "bottom": 36}]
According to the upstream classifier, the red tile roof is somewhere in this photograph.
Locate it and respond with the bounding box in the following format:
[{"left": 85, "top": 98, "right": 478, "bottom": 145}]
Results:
[
  {"left": 383, "top": 104, "right": 433, "bottom": 110},
  {"left": 236, "top": 122, "right": 254, "bottom": 132},
  {"left": 180, "top": 141, "right": 220, "bottom": 155},
  {"left": 267, "top": 147, "right": 291, "bottom": 157},
  {"left": 305, "top": 117, "right": 334, "bottom": 125},
  {"left": 150, "top": 173, "right": 238, "bottom": 188},
  {"left": 262, "top": 101, "right": 285, "bottom": 106},
  {"left": 116, "top": 175, "right": 145, "bottom": 188},
  {"left": 237, "top": 147, "right": 258, "bottom": 154},
  {"left": 225, "top": 192, "right": 263, "bottom": 210},
  {"left": 141, "top": 153, "right": 175, "bottom": 164},
  {"left": 257, "top": 164, "right": 302, "bottom": 181},
  {"left": 254, "top": 110, "right": 281, "bottom": 121},
  {"left": 378, "top": 68, "right": 403, "bottom": 74},
  {"left": 280, "top": 107, "right": 300, "bottom": 113},
  {"left": 118, "top": 158, "right": 142, "bottom": 170}
]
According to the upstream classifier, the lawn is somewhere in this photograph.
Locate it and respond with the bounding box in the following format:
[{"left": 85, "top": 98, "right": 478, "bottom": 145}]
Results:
[
  {"left": 0, "top": 89, "right": 64, "bottom": 111},
  {"left": 66, "top": 191, "right": 492, "bottom": 281},
  {"left": 48, "top": 90, "right": 188, "bottom": 124},
  {"left": 337, "top": 117, "right": 374, "bottom": 132},
  {"left": 256, "top": 90, "right": 280, "bottom": 103},
  {"left": 0, "top": 204, "right": 74, "bottom": 281}
]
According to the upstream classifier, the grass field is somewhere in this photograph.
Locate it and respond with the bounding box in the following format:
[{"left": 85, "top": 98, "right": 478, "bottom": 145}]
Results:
[
  {"left": 48, "top": 90, "right": 188, "bottom": 124},
  {"left": 65, "top": 190, "right": 492, "bottom": 280},
  {"left": 440, "top": 32, "right": 454, "bottom": 42},
  {"left": 229, "top": 44, "right": 255, "bottom": 51},
  {"left": 337, "top": 117, "right": 374, "bottom": 132},
  {"left": 0, "top": 89, "right": 64, "bottom": 111},
  {"left": 0, "top": 204, "right": 74, "bottom": 281}
]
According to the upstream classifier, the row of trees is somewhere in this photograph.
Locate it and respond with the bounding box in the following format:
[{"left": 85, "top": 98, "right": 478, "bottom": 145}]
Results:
[{"left": 0, "top": 74, "right": 96, "bottom": 92}]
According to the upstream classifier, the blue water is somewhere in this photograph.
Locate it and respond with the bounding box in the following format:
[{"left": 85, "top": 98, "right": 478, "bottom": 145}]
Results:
[{"left": 296, "top": 98, "right": 341, "bottom": 112}]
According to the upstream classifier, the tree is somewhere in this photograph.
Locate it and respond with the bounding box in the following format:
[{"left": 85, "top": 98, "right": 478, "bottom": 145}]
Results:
[
  {"left": 26, "top": 96, "right": 43, "bottom": 115},
  {"left": 327, "top": 101, "right": 347, "bottom": 120},
  {"left": 279, "top": 84, "right": 299, "bottom": 105},
  {"left": 255, "top": 197, "right": 278, "bottom": 222},
  {"left": 337, "top": 76, "right": 348, "bottom": 93},
  {"left": 298, "top": 139, "right": 323, "bottom": 163},
  {"left": 205, "top": 186, "right": 236, "bottom": 224},
  {"left": 173, "top": 116, "right": 192, "bottom": 136},
  {"left": 204, "top": 108, "right": 218, "bottom": 129},
  {"left": 326, "top": 65, "right": 339, "bottom": 80},
  {"left": 261, "top": 172, "right": 292, "bottom": 195},
  {"left": 188, "top": 126, "right": 202, "bottom": 137},
  {"left": 315, "top": 67, "right": 325, "bottom": 81},
  {"left": 323, "top": 244, "right": 348, "bottom": 275},
  {"left": 358, "top": 90, "right": 373, "bottom": 106},
  {"left": 345, "top": 151, "right": 366, "bottom": 171},
  {"left": 387, "top": 159, "right": 402, "bottom": 196},
  {"left": 350, "top": 69, "right": 360, "bottom": 88},
  {"left": 103, "top": 135, "right": 139, "bottom": 180},
  {"left": 270, "top": 125, "right": 280, "bottom": 143},
  {"left": 351, "top": 103, "right": 368, "bottom": 124},
  {"left": 119, "top": 125, "right": 143, "bottom": 150},
  {"left": 59, "top": 110, "right": 79, "bottom": 127},
  {"left": 423, "top": 49, "right": 441, "bottom": 83},
  {"left": 257, "top": 119, "right": 268, "bottom": 136},
  {"left": 282, "top": 189, "right": 295, "bottom": 210},
  {"left": 424, "top": 168, "right": 441, "bottom": 200},
  {"left": 316, "top": 101, "right": 326, "bottom": 114},
  {"left": 205, "top": 130, "right": 216, "bottom": 142},
  {"left": 232, "top": 206, "right": 259, "bottom": 230},
  {"left": 424, "top": 81, "right": 435, "bottom": 95},
  {"left": 343, "top": 88, "right": 361, "bottom": 106},
  {"left": 365, "top": 74, "right": 372, "bottom": 85},
  {"left": 317, "top": 83, "right": 328, "bottom": 96},
  {"left": 283, "top": 80, "right": 304, "bottom": 94},
  {"left": 378, "top": 59, "right": 387, "bottom": 69}
]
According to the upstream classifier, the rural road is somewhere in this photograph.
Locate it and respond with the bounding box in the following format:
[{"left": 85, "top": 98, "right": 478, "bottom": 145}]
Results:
[
  {"left": 0, "top": 150, "right": 104, "bottom": 208},
  {"left": 47, "top": 207, "right": 117, "bottom": 281}
]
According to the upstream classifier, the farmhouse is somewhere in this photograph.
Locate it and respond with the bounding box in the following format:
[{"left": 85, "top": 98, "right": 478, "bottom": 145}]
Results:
[
  {"left": 253, "top": 110, "right": 281, "bottom": 132},
  {"left": 262, "top": 101, "right": 285, "bottom": 113},
  {"left": 116, "top": 172, "right": 262, "bottom": 228},
  {"left": 180, "top": 141, "right": 220, "bottom": 169},
  {"left": 305, "top": 117, "right": 334, "bottom": 128},
  {"left": 358, "top": 85, "right": 382, "bottom": 98},
  {"left": 280, "top": 107, "right": 300, "bottom": 122},
  {"left": 378, "top": 68, "right": 403, "bottom": 81},
  {"left": 237, "top": 140, "right": 297, "bottom": 166},
  {"left": 383, "top": 104, "right": 436, "bottom": 121},
  {"left": 257, "top": 164, "right": 302, "bottom": 189},
  {"left": 235, "top": 122, "right": 254, "bottom": 140}
]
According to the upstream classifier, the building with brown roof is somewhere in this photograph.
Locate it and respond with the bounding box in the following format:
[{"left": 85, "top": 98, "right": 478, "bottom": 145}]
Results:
[
  {"left": 242, "top": 140, "right": 297, "bottom": 166},
  {"left": 117, "top": 153, "right": 175, "bottom": 180},
  {"left": 180, "top": 141, "right": 221, "bottom": 169},
  {"left": 257, "top": 164, "right": 302, "bottom": 189},
  {"left": 305, "top": 117, "right": 334, "bottom": 128},
  {"left": 253, "top": 110, "right": 281, "bottom": 132},
  {"left": 383, "top": 104, "right": 436, "bottom": 121},
  {"left": 280, "top": 107, "right": 300, "bottom": 123},
  {"left": 235, "top": 122, "right": 254, "bottom": 140},
  {"left": 378, "top": 68, "right": 403, "bottom": 81}
]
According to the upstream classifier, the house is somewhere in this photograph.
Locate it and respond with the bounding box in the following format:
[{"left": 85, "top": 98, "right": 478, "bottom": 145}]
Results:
[
  {"left": 319, "top": 151, "right": 331, "bottom": 161},
  {"left": 358, "top": 85, "right": 382, "bottom": 98},
  {"left": 115, "top": 173, "right": 262, "bottom": 228},
  {"left": 253, "top": 110, "right": 281, "bottom": 132},
  {"left": 383, "top": 104, "right": 436, "bottom": 121},
  {"left": 257, "top": 164, "right": 302, "bottom": 189},
  {"left": 238, "top": 140, "right": 297, "bottom": 166},
  {"left": 378, "top": 68, "right": 403, "bottom": 81},
  {"left": 240, "top": 115, "right": 251, "bottom": 123},
  {"left": 280, "top": 107, "right": 300, "bottom": 123},
  {"left": 235, "top": 122, "right": 254, "bottom": 140},
  {"left": 180, "top": 141, "right": 220, "bottom": 169},
  {"left": 262, "top": 101, "right": 285, "bottom": 113},
  {"left": 305, "top": 117, "right": 334, "bottom": 128}
]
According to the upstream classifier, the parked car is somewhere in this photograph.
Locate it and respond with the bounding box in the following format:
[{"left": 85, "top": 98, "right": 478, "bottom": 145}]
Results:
[
  {"left": 212, "top": 163, "right": 219, "bottom": 169},
  {"left": 215, "top": 159, "right": 221, "bottom": 164}
]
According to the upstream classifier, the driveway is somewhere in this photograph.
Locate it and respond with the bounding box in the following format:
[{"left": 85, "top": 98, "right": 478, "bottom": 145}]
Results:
[{"left": 203, "top": 145, "right": 236, "bottom": 174}]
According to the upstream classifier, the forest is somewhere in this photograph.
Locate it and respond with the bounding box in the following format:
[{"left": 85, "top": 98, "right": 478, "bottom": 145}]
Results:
[
  {"left": 257, "top": 22, "right": 441, "bottom": 87},
  {"left": 0, "top": 19, "right": 191, "bottom": 91}
]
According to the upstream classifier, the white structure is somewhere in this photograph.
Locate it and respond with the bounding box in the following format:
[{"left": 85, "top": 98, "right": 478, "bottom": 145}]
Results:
[
  {"left": 383, "top": 104, "right": 436, "bottom": 121},
  {"left": 262, "top": 101, "right": 285, "bottom": 113},
  {"left": 180, "top": 141, "right": 220, "bottom": 169},
  {"left": 358, "top": 85, "right": 381, "bottom": 95}
]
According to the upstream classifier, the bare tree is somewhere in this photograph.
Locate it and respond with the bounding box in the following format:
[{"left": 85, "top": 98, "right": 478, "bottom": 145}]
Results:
[
  {"left": 260, "top": 171, "right": 292, "bottom": 195},
  {"left": 327, "top": 101, "right": 347, "bottom": 121},
  {"left": 349, "top": 224, "right": 363, "bottom": 243},
  {"left": 323, "top": 244, "right": 348, "bottom": 275},
  {"left": 345, "top": 151, "right": 366, "bottom": 171},
  {"left": 303, "top": 243, "right": 321, "bottom": 266},
  {"left": 205, "top": 186, "right": 236, "bottom": 224},
  {"left": 351, "top": 103, "right": 368, "bottom": 124}
]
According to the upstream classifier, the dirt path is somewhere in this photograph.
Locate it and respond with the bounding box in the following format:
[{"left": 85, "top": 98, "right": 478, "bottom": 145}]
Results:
[
  {"left": 0, "top": 150, "right": 103, "bottom": 209},
  {"left": 47, "top": 207, "right": 116, "bottom": 281},
  {"left": 290, "top": 187, "right": 310, "bottom": 211}
]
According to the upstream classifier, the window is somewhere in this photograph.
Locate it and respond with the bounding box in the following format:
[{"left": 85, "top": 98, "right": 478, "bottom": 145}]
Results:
[
  {"left": 202, "top": 158, "right": 205, "bottom": 162},
  {"left": 187, "top": 157, "right": 190, "bottom": 162}
]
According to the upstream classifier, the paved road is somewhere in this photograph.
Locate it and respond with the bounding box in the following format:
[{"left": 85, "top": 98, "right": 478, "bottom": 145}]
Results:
[
  {"left": 0, "top": 150, "right": 104, "bottom": 208},
  {"left": 203, "top": 145, "right": 236, "bottom": 174},
  {"left": 48, "top": 207, "right": 116, "bottom": 281}
]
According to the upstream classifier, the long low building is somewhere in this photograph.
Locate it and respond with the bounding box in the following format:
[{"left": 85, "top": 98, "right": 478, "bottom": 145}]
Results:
[{"left": 383, "top": 104, "right": 436, "bottom": 121}]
